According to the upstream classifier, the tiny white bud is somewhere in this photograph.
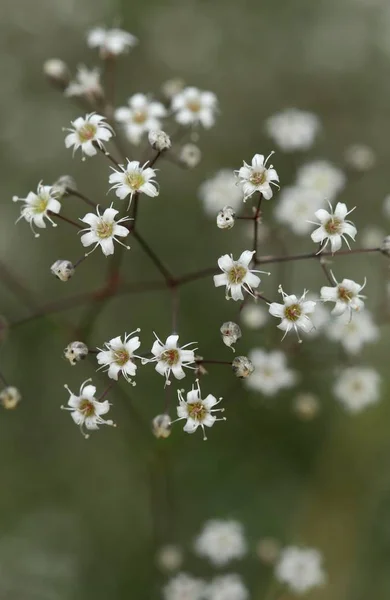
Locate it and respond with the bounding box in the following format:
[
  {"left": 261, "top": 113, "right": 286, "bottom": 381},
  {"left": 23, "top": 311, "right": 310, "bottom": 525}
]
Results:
[
  {"left": 179, "top": 143, "right": 201, "bottom": 169},
  {"left": 64, "top": 341, "right": 88, "bottom": 365},
  {"left": 50, "top": 260, "right": 75, "bottom": 282},
  {"left": 380, "top": 235, "right": 390, "bottom": 257},
  {"left": 43, "top": 59, "right": 70, "bottom": 89},
  {"left": 161, "top": 77, "right": 185, "bottom": 100},
  {"left": 52, "top": 175, "right": 77, "bottom": 197},
  {"left": 232, "top": 356, "right": 254, "bottom": 379},
  {"left": 148, "top": 130, "right": 172, "bottom": 152},
  {"left": 152, "top": 414, "right": 171, "bottom": 439},
  {"left": 156, "top": 544, "right": 183, "bottom": 572},
  {"left": 0, "top": 386, "right": 21, "bottom": 410},
  {"left": 220, "top": 321, "right": 241, "bottom": 351},
  {"left": 216, "top": 206, "right": 236, "bottom": 229}
]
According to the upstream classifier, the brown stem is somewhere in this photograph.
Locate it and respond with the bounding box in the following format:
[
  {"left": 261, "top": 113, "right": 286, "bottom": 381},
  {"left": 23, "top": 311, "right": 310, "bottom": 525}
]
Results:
[
  {"left": 256, "top": 247, "right": 381, "bottom": 265},
  {"left": 195, "top": 359, "right": 232, "bottom": 365},
  {"left": 67, "top": 188, "right": 97, "bottom": 209},
  {"left": 132, "top": 230, "right": 174, "bottom": 284},
  {"left": 49, "top": 211, "right": 83, "bottom": 230},
  {"left": 176, "top": 266, "right": 218, "bottom": 286}
]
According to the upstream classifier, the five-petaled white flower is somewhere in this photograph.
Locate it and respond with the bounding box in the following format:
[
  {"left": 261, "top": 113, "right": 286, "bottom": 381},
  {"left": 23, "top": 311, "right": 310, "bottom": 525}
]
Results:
[
  {"left": 65, "top": 65, "right": 103, "bottom": 99},
  {"left": 13, "top": 183, "right": 61, "bottom": 238},
  {"left": 173, "top": 379, "right": 225, "bottom": 440},
  {"left": 265, "top": 109, "right": 320, "bottom": 152},
  {"left": 79, "top": 205, "right": 130, "bottom": 256},
  {"left": 87, "top": 27, "right": 138, "bottom": 57},
  {"left": 61, "top": 378, "right": 115, "bottom": 438},
  {"left": 96, "top": 331, "right": 141, "bottom": 383},
  {"left": 235, "top": 152, "right": 279, "bottom": 202},
  {"left": 246, "top": 349, "right": 297, "bottom": 396},
  {"left": 310, "top": 202, "right": 357, "bottom": 253},
  {"left": 65, "top": 113, "right": 113, "bottom": 157},
  {"left": 269, "top": 287, "right": 316, "bottom": 340},
  {"left": 109, "top": 160, "right": 159, "bottom": 208},
  {"left": 213, "top": 250, "right": 267, "bottom": 301},
  {"left": 296, "top": 160, "right": 346, "bottom": 202},
  {"left": 333, "top": 367, "right": 381, "bottom": 413},
  {"left": 326, "top": 310, "right": 379, "bottom": 354},
  {"left": 194, "top": 520, "right": 247, "bottom": 566},
  {"left": 149, "top": 333, "right": 196, "bottom": 386},
  {"left": 320, "top": 273, "right": 366, "bottom": 316},
  {"left": 275, "top": 546, "right": 326, "bottom": 595},
  {"left": 171, "top": 86, "right": 218, "bottom": 128},
  {"left": 115, "top": 93, "right": 167, "bottom": 145}
]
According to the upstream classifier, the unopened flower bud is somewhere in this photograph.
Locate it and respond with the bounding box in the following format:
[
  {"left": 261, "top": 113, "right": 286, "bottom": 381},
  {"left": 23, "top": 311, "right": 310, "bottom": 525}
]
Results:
[
  {"left": 194, "top": 355, "right": 208, "bottom": 376},
  {"left": 148, "top": 130, "right": 172, "bottom": 152},
  {"left": 64, "top": 341, "right": 88, "bottom": 365},
  {"left": 179, "top": 143, "right": 201, "bottom": 169},
  {"left": 51, "top": 260, "right": 75, "bottom": 282},
  {"left": 0, "top": 386, "right": 21, "bottom": 409},
  {"left": 232, "top": 356, "right": 254, "bottom": 378},
  {"left": 220, "top": 321, "right": 241, "bottom": 351},
  {"left": 156, "top": 544, "right": 183, "bottom": 572},
  {"left": 217, "top": 206, "right": 236, "bottom": 230},
  {"left": 52, "top": 175, "right": 77, "bottom": 197},
  {"left": 293, "top": 393, "right": 320, "bottom": 421},
  {"left": 161, "top": 78, "right": 185, "bottom": 100},
  {"left": 256, "top": 538, "right": 281, "bottom": 565},
  {"left": 152, "top": 414, "right": 171, "bottom": 438},
  {"left": 345, "top": 144, "right": 376, "bottom": 172},
  {"left": 380, "top": 236, "right": 390, "bottom": 257},
  {"left": 43, "top": 58, "right": 70, "bottom": 90}
]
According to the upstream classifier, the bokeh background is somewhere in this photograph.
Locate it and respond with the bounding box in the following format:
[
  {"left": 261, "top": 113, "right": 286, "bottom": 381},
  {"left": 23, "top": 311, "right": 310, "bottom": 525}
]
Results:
[{"left": 1, "top": 0, "right": 390, "bottom": 598}]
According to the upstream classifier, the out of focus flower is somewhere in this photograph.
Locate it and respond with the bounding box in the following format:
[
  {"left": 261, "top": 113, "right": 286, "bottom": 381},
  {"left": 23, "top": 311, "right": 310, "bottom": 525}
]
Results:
[
  {"left": 161, "top": 77, "right": 185, "bottom": 100},
  {"left": 320, "top": 274, "right": 366, "bottom": 316},
  {"left": 173, "top": 379, "right": 225, "bottom": 440},
  {"left": 361, "top": 226, "right": 385, "bottom": 249},
  {"left": 52, "top": 175, "right": 77, "bottom": 197},
  {"left": 0, "top": 386, "right": 21, "bottom": 410},
  {"left": 64, "top": 341, "right": 88, "bottom": 365},
  {"left": 293, "top": 393, "right": 320, "bottom": 420},
  {"left": 194, "top": 520, "right": 246, "bottom": 566},
  {"left": 172, "top": 87, "right": 218, "bottom": 128},
  {"left": 65, "top": 113, "right": 113, "bottom": 157},
  {"left": 87, "top": 27, "right": 138, "bottom": 57},
  {"left": 79, "top": 205, "right": 130, "bottom": 256},
  {"left": 61, "top": 379, "right": 115, "bottom": 438},
  {"left": 333, "top": 367, "right": 380, "bottom": 413},
  {"left": 206, "top": 574, "right": 248, "bottom": 600},
  {"left": 240, "top": 303, "right": 268, "bottom": 329},
  {"left": 326, "top": 310, "right": 379, "bottom": 354},
  {"left": 65, "top": 65, "right": 103, "bottom": 100},
  {"left": 216, "top": 206, "right": 236, "bottom": 229},
  {"left": 43, "top": 58, "right": 70, "bottom": 88},
  {"left": 310, "top": 202, "right": 357, "bottom": 253},
  {"left": 109, "top": 160, "right": 159, "bottom": 206},
  {"left": 268, "top": 287, "right": 316, "bottom": 340},
  {"left": 344, "top": 144, "right": 376, "bottom": 171},
  {"left": 235, "top": 153, "right": 279, "bottom": 202},
  {"left": 148, "top": 334, "right": 196, "bottom": 386},
  {"left": 246, "top": 349, "right": 297, "bottom": 395},
  {"left": 115, "top": 93, "right": 167, "bottom": 145},
  {"left": 296, "top": 160, "right": 346, "bottom": 202},
  {"left": 274, "top": 186, "right": 324, "bottom": 235},
  {"left": 232, "top": 356, "right": 254, "bottom": 379},
  {"left": 275, "top": 546, "right": 326, "bottom": 594},
  {"left": 13, "top": 183, "right": 61, "bottom": 238},
  {"left": 199, "top": 170, "right": 243, "bottom": 216},
  {"left": 156, "top": 545, "right": 183, "bottom": 572},
  {"left": 265, "top": 109, "right": 320, "bottom": 152},
  {"left": 152, "top": 414, "right": 171, "bottom": 439},
  {"left": 148, "top": 129, "right": 171, "bottom": 151},
  {"left": 179, "top": 143, "right": 202, "bottom": 168},
  {"left": 96, "top": 331, "right": 141, "bottom": 383},
  {"left": 213, "top": 251, "right": 265, "bottom": 301},
  {"left": 163, "top": 573, "right": 206, "bottom": 600},
  {"left": 50, "top": 259, "right": 74, "bottom": 282}
]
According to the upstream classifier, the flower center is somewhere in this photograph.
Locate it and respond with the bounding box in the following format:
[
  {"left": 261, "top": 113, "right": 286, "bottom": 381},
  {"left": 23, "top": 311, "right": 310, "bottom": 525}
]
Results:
[
  {"left": 187, "top": 401, "right": 207, "bottom": 421},
  {"left": 33, "top": 196, "right": 48, "bottom": 214},
  {"left": 187, "top": 100, "right": 201, "bottom": 113},
  {"left": 250, "top": 169, "right": 267, "bottom": 186},
  {"left": 338, "top": 286, "right": 353, "bottom": 302},
  {"left": 228, "top": 265, "right": 247, "bottom": 285},
  {"left": 79, "top": 398, "right": 95, "bottom": 417},
  {"left": 284, "top": 303, "right": 302, "bottom": 322},
  {"left": 161, "top": 348, "right": 180, "bottom": 366},
  {"left": 133, "top": 110, "right": 148, "bottom": 124},
  {"left": 96, "top": 219, "right": 114, "bottom": 239},
  {"left": 113, "top": 349, "right": 130, "bottom": 366},
  {"left": 78, "top": 123, "right": 97, "bottom": 143},
  {"left": 324, "top": 217, "right": 342, "bottom": 235},
  {"left": 126, "top": 172, "right": 145, "bottom": 190}
]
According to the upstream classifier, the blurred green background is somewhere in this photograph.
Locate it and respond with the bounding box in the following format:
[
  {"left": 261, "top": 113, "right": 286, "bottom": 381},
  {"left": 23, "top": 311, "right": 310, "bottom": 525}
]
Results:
[{"left": 1, "top": 0, "right": 390, "bottom": 598}]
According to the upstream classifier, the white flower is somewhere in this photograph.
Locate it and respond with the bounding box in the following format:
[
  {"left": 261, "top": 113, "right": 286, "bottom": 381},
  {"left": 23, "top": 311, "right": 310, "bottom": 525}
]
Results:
[
  {"left": 326, "top": 310, "right": 379, "bottom": 354},
  {"left": 235, "top": 152, "right": 279, "bottom": 202},
  {"left": 43, "top": 58, "right": 69, "bottom": 85},
  {"left": 179, "top": 143, "right": 201, "bottom": 168},
  {"left": 96, "top": 331, "right": 141, "bottom": 383},
  {"left": 265, "top": 109, "right": 320, "bottom": 152},
  {"left": 61, "top": 379, "right": 115, "bottom": 438},
  {"left": 334, "top": 367, "right": 381, "bottom": 413},
  {"left": 194, "top": 520, "right": 247, "bottom": 566},
  {"left": 361, "top": 226, "right": 385, "bottom": 249},
  {"left": 114, "top": 93, "right": 167, "bottom": 145},
  {"left": 199, "top": 170, "right": 243, "bottom": 216},
  {"left": 320, "top": 273, "right": 366, "bottom": 316},
  {"left": 87, "top": 27, "right": 138, "bottom": 57},
  {"left": 13, "top": 183, "right": 61, "bottom": 238},
  {"left": 173, "top": 379, "right": 225, "bottom": 440},
  {"left": 296, "top": 160, "right": 346, "bottom": 202},
  {"left": 344, "top": 144, "right": 376, "bottom": 171},
  {"left": 108, "top": 160, "right": 159, "bottom": 208},
  {"left": 149, "top": 333, "right": 196, "bottom": 386},
  {"left": 383, "top": 194, "right": 390, "bottom": 218},
  {"left": 213, "top": 250, "right": 267, "bottom": 301},
  {"left": 274, "top": 186, "right": 324, "bottom": 235},
  {"left": 275, "top": 546, "right": 326, "bottom": 594},
  {"left": 246, "top": 349, "right": 297, "bottom": 396},
  {"left": 172, "top": 86, "right": 218, "bottom": 128},
  {"left": 163, "top": 573, "right": 206, "bottom": 600},
  {"left": 206, "top": 575, "right": 249, "bottom": 600},
  {"left": 310, "top": 202, "right": 357, "bottom": 253},
  {"left": 269, "top": 287, "right": 316, "bottom": 340},
  {"left": 79, "top": 205, "right": 130, "bottom": 256},
  {"left": 240, "top": 303, "right": 268, "bottom": 329},
  {"left": 64, "top": 113, "right": 113, "bottom": 157},
  {"left": 65, "top": 65, "right": 102, "bottom": 99}
]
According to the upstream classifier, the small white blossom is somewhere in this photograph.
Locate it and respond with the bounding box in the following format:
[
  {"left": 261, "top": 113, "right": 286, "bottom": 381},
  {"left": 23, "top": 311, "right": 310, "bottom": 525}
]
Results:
[
  {"left": 296, "top": 160, "right": 346, "bottom": 202},
  {"left": 310, "top": 202, "right": 357, "bottom": 253},
  {"left": 326, "top": 310, "right": 379, "bottom": 354},
  {"left": 115, "top": 93, "right": 167, "bottom": 145},
  {"left": 232, "top": 356, "right": 254, "bottom": 379},
  {"left": 50, "top": 259, "right": 74, "bottom": 282},
  {"left": 383, "top": 194, "right": 390, "bottom": 219},
  {"left": 213, "top": 250, "right": 267, "bottom": 301},
  {"left": 235, "top": 152, "right": 279, "bottom": 202},
  {"left": 194, "top": 520, "right": 246, "bottom": 566},
  {"left": 274, "top": 186, "right": 324, "bottom": 235},
  {"left": 64, "top": 113, "right": 113, "bottom": 157},
  {"left": 64, "top": 341, "right": 88, "bottom": 365},
  {"left": 269, "top": 287, "right": 316, "bottom": 340},
  {"left": 334, "top": 367, "right": 381, "bottom": 413},
  {"left": 61, "top": 379, "right": 115, "bottom": 438},
  {"left": 361, "top": 226, "right": 385, "bottom": 249},
  {"left": 87, "top": 27, "right": 138, "bottom": 57},
  {"left": 65, "top": 65, "right": 103, "bottom": 99},
  {"left": 246, "top": 349, "right": 297, "bottom": 396},
  {"left": 216, "top": 206, "right": 236, "bottom": 230},
  {"left": 199, "top": 170, "right": 243, "bottom": 216},
  {"left": 345, "top": 144, "right": 376, "bottom": 171},
  {"left": 265, "top": 109, "right": 320, "bottom": 152},
  {"left": 206, "top": 575, "right": 249, "bottom": 600},
  {"left": 43, "top": 58, "right": 69, "bottom": 87},
  {"left": 163, "top": 573, "right": 206, "bottom": 600},
  {"left": 275, "top": 546, "right": 326, "bottom": 594},
  {"left": 0, "top": 386, "right": 21, "bottom": 410},
  {"left": 179, "top": 143, "right": 201, "bottom": 168},
  {"left": 109, "top": 160, "right": 159, "bottom": 207},
  {"left": 240, "top": 303, "right": 268, "bottom": 329},
  {"left": 152, "top": 414, "right": 171, "bottom": 439},
  {"left": 172, "top": 86, "right": 218, "bottom": 128},
  {"left": 96, "top": 331, "right": 141, "bottom": 383},
  {"left": 148, "top": 129, "right": 172, "bottom": 151},
  {"left": 148, "top": 333, "right": 196, "bottom": 386},
  {"left": 79, "top": 205, "right": 130, "bottom": 256},
  {"left": 320, "top": 273, "right": 366, "bottom": 316},
  {"left": 173, "top": 379, "right": 225, "bottom": 440},
  {"left": 13, "top": 183, "right": 61, "bottom": 238}
]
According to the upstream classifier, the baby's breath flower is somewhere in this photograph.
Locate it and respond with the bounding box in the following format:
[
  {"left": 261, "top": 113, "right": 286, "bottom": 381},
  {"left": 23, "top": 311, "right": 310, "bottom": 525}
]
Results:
[
  {"left": 240, "top": 303, "right": 268, "bottom": 329},
  {"left": 172, "top": 87, "right": 218, "bottom": 128},
  {"left": 148, "top": 129, "right": 172, "bottom": 151},
  {"left": 235, "top": 152, "right": 279, "bottom": 202},
  {"left": 265, "top": 109, "right": 320, "bottom": 152},
  {"left": 43, "top": 58, "right": 70, "bottom": 89},
  {"left": 310, "top": 202, "right": 357, "bottom": 253},
  {"left": 326, "top": 310, "right": 379, "bottom": 354},
  {"left": 345, "top": 143, "right": 376, "bottom": 171},
  {"left": 216, "top": 206, "right": 236, "bottom": 229},
  {"left": 50, "top": 260, "right": 75, "bottom": 282},
  {"left": 13, "top": 183, "right": 61, "bottom": 238},
  {"left": 64, "top": 341, "right": 88, "bottom": 365},
  {"left": 179, "top": 143, "right": 201, "bottom": 168},
  {"left": 65, "top": 65, "right": 103, "bottom": 100},
  {"left": 65, "top": 113, "right": 113, "bottom": 157},
  {"left": 199, "top": 170, "right": 243, "bottom": 216},
  {"left": 79, "top": 205, "right": 130, "bottom": 256},
  {"left": 194, "top": 520, "right": 247, "bottom": 565},
  {"left": 246, "top": 349, "right": 297, "bottom": 395},
  {"left": 61, "top": 379, "right": 115, "bottom": 438},
  {"left": 115, "top": 94, "right": 167, "bottom": 145},
  {"left": 152, "top": 414, "right": 171, "bottom": 439},
  {"left": 148, "top": 333, "right": 196, "bottom": 386},
  {"left": 268, "top": 286, "right": 316, "bottom": 341},
  {"left": 334, "top": 367, "right": 381, "bottom": 413},
  {"left": 207, "top": 574, "right": 249, "bottom": 600},
  {"left": 220, "top": 322, "right": 241, "bottom": 351},
  {"left": 108, "top": 160, "right": 159, "bottom": 207},
  {"left": 96, "top": 331, "right": 141, "bottom": 383},
  {"left": 232, "top": 356, "right": 254, "bottom": 379},
  {"left": 0, "top": 386, "right": 21, "bottom": 410},
  {"left": 87, "top": 27, "right": 138, "bottom": 57},
  {"left": 274, "top": 186, "right": 324, "bottom": 235},
  {"left": 172, "top": 379, "right": 225, "bottom": 440},
  {"left": 275, "top": 547, "right": 326, "bottom": 594},
  {"left": 213, "top": 251, "right": 267, "bottom": 301},
  {"left": 320, "top": 273, "right": 366, "bottom": 316},
  {"left": 163, "top": 573, "right": 206, "bottom": 600},
  {"left": 52, "top": 175, "right": 77, "bottom": 197},
  {"left": 296, "top": 160, "right": 346, "bottom": 201}
]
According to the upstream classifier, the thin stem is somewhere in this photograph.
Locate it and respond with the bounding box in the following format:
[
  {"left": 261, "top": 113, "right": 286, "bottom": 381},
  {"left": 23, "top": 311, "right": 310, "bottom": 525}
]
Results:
[
  {"left": 95, "top": 143, "right": 121, "bottom": 168},
  {"left": 256, "top": 246, "right": 381, "bottom": 265},
  {"left": 195, "top": 359, "right": 232, "bottom": 365},
  {"left": 49, "top": 211, "right": 83, "bottom": 230},
  {"left": 98, "top": 381, "right": 114, "bottom": 401},
  {"left": 67, "top": 188, "right": 97, "bottom": 208},
  {"left": 132, "top": 230, "right": 174, "bottom": 284},
  {"left": 73, "top": 255, "right": 88, "bottom": 269},
  {"left": 176, "top": 266, "right": 218, "bottom": 286}
]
